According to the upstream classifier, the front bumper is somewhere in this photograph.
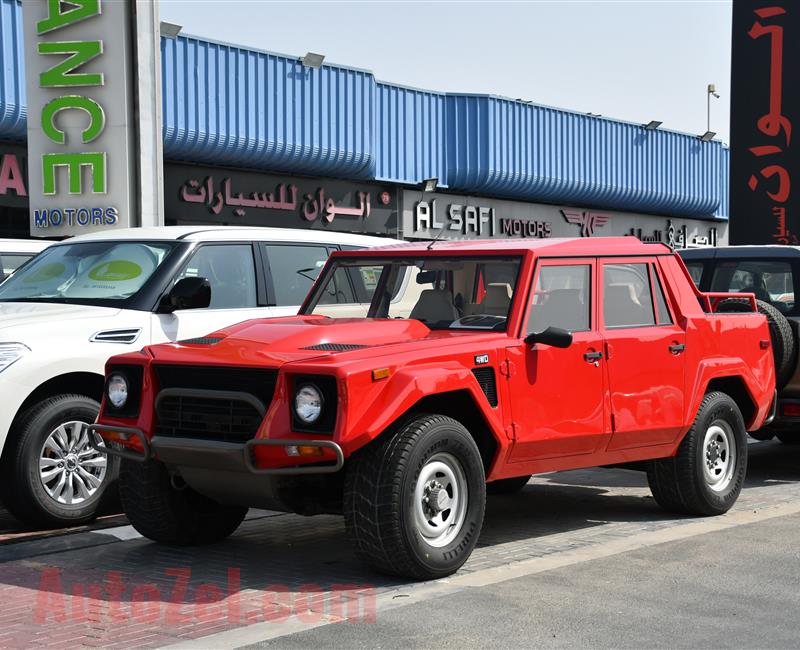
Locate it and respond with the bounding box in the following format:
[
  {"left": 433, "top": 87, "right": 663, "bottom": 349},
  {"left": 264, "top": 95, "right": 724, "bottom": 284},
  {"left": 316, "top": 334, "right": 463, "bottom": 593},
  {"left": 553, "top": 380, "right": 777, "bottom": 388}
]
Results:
[{"left": 87, "top": 423, "right": 344, "bottom": 475}]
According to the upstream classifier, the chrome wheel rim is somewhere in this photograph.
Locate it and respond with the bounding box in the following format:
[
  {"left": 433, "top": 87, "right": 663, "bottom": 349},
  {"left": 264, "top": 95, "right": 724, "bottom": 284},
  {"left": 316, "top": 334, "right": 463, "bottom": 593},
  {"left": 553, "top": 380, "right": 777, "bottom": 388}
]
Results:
[
  {"left": 39, "top": 421, "right": 107, "bottom": 505},
  {"left": 413, "top": 452, "right": 468, "bottom": 548},
  {"left": 702, "top": 420, "right": 735, "bottom": 492}
]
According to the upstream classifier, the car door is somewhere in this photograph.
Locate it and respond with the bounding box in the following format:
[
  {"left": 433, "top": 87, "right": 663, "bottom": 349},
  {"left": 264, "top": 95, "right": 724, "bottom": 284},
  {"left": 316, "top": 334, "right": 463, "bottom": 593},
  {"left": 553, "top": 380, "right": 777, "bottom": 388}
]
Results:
[
  {"left": 152, "top": 242, "right": 273, "bottom": 343},
  {"left": 506, "top": 259, "right": 607, "bottom": 462},
  {"left": 600, "top": 257, "right": 686, "bottom": 451}
]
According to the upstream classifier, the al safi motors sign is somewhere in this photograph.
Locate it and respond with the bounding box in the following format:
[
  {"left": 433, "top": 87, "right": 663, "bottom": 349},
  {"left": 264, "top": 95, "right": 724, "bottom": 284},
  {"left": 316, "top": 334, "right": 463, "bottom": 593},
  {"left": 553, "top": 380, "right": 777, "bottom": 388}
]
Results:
[{"left": 22, "top": 0, "right": 137, "bottom": 236}]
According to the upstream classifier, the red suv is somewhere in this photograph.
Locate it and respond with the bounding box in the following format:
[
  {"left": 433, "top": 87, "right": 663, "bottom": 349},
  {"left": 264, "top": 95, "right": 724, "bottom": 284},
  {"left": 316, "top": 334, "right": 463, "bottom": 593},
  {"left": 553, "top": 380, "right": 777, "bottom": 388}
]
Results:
[{"left": 91, "top": 238, "right": 775, "bottom": 579}]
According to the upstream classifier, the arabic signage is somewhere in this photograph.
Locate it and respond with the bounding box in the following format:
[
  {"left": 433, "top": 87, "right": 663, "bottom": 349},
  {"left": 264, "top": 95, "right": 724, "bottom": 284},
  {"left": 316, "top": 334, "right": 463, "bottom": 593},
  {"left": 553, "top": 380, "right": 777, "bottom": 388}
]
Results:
[
  {"left": 0, "top": 144, "right": 28, "bottom": 209},
  {"left": 164, "top": 163, "right": 398, "bottom": 235},
  {"left": 730, "top": 1, "right": 798, "bottom": 244},
  {"left": 400, "top": 189, "right": 727, "bottom": 247},
  {"left": 22, "top": 0, "right": 139, "bottom": 236}
]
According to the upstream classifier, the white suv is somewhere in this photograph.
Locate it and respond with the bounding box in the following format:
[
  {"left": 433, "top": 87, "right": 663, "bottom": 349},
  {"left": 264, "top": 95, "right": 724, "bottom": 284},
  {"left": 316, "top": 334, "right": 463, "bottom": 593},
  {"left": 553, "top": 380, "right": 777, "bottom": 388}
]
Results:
[
  {"left": 0, "top": 239, "right": 51, "bottom": 281},
  {"left": 0, "top": 226, "right": 397, "bottom": 527}
]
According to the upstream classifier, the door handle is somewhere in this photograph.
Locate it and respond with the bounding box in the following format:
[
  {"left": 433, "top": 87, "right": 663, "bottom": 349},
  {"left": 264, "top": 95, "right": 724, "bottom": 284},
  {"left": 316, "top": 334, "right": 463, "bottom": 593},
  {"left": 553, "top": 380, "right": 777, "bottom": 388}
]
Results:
[
  {"left": 584, "top": 351, "right": 603, "bottom": 362},
  {"left": 669, "top": 343, "right": 686, "bottom": 354}
]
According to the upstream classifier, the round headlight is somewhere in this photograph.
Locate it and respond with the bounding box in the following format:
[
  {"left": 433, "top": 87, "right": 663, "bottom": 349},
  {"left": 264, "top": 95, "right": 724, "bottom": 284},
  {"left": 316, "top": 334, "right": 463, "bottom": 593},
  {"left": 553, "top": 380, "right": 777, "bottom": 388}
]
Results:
[
  {"left": 107, "top": 373, "right": 129, "bottom": 409},
  {"left": 294, "top": 384, "right": 323, "bottom": 424}
]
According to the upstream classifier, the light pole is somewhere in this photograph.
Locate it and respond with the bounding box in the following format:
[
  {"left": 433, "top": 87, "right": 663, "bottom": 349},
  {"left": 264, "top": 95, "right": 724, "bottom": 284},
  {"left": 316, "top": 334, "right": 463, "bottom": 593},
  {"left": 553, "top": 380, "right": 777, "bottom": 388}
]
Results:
[{"left": 707, "top": 83, "right": 720, "bottom": 133}]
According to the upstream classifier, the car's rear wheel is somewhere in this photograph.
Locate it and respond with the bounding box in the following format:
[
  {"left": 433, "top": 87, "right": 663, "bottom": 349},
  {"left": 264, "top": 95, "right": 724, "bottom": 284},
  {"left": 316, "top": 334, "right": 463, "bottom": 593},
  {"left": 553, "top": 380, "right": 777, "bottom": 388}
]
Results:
[
  {"left": 344, "top": 414, "right": 486, "bottom": 580},
  {"left": 647, "top": 391, "right": 747, "bottom": 516},
  {"left": 0, "top": 394, "right": 117, "bottom": 527},
  {"left": 119, "top": 459, "right": 247, "bottom": 545}
]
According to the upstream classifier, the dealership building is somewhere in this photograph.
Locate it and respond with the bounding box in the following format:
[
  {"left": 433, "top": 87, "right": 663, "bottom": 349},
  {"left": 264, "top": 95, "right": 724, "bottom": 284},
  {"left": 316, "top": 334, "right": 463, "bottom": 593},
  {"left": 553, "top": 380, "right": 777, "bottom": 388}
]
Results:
[{"left": 0, "top": 0, "right": 729, "bottom": 246}]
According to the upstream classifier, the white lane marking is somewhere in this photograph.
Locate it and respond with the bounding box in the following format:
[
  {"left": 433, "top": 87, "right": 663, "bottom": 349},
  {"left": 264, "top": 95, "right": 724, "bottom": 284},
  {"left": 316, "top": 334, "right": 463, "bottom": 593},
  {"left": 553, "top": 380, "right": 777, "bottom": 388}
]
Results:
[
  {"left": 91, "top": 525, "right": 142, "bottom": 541},
  {"left": 158, "top": 500, "right": 800, "bottom": 650}
]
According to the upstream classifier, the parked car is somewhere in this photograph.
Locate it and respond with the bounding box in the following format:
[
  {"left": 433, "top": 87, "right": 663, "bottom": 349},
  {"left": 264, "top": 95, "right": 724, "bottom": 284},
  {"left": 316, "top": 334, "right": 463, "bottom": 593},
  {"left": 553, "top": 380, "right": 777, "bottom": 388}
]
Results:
[
  {"left": 0, "top": 226, "right": 396, "bottom": 527},
  {"left": 680, "top": 246, "right": 800, "bottom": 442},
  {"left": 92, "top": 237, "right": 775, "bottom": 580},
  {"left": 0, "top": 238, "right": 51, "bottom": 282}
]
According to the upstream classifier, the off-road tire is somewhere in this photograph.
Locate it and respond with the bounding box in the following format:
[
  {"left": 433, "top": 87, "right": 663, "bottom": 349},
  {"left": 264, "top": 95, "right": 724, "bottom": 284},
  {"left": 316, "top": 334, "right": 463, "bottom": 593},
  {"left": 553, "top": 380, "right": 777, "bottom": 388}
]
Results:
[
  {"left": 119, "top": 459, "right": 247, "bottom": 545},
  {"left": 647, "top": 392, "right": 747, "bottom": 516},
  {"left": 344, "top": 414, "right": 486, "bottom": 580},
  {"left": 717, "top": 298, "right": 796, "bottom": 389},
  {"left": 487, "top": 475, "right": 530, "bottom": 495},
  {"left": 0, "top": 394, "right": 117, "bottom": 527},
  {"left": 776, "top": 432, "right": 800, "bottom": 445}
]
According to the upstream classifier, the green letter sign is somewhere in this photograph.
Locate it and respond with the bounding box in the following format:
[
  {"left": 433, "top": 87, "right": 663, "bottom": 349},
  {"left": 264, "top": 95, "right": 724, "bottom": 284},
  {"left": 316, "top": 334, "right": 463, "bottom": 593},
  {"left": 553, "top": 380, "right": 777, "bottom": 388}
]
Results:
[
  {"left": 37, "top": 0, "right": 100, "bottom": 35},
  {"left": 42, "top": 152, "right": 107, "bottom": 195},
  {"left": 38, "top": 41, "right": 104, "bottom": 87},
  {"left": 41, "top": 95, "right": 105, "bottom": 144}
]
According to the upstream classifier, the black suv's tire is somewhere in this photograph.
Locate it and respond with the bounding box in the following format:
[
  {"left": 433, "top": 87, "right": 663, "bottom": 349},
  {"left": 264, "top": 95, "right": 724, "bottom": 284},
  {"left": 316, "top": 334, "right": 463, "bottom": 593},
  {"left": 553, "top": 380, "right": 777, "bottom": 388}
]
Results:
[
  {"left": 119, "top": 459, "right": 247, "bottom": 545},
  {"left": 647, "top": 391, "right": 747, "bottom": 516},
  {"left": 0, "top": 394, "right": 117, "bottom": 527},
  {"left": 344, "top": 414, "right": 486, "bottom": 580},
  {"left": 717, "top": 298, "right": 796, "bottom": 389},
  {"left": 487, "top": 475, "right": 530, "bottom": 495}
]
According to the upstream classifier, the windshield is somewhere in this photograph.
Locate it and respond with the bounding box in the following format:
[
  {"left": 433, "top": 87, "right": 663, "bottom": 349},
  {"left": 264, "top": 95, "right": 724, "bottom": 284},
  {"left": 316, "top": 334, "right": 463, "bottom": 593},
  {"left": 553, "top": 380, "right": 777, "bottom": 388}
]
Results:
[
  {"left": 303, "top": 255, "right": 522, "bottom": 331},
  {"left": 0, "top": 241, "right": 178, "bottom": 305}
]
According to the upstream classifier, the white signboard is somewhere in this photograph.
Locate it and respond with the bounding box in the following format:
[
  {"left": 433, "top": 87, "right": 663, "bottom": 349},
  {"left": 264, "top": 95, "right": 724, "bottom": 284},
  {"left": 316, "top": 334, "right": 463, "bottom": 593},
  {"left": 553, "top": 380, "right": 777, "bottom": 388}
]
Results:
[{"left": 22, "top": 0, "right": 141, "bottom": 236}]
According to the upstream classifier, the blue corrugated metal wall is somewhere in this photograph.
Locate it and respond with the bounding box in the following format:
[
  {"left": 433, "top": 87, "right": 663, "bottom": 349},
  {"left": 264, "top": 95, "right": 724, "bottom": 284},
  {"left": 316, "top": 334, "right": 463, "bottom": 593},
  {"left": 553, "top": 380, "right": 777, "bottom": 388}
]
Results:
[
  {"left": 0, "top": 0, "right": 25, "bottom": 141},
  {"left": 161, "top": 35, "right": 376, "bottom": 178},
  {"left": 0, "top": 0, "right": 729, "bottom": 219}
]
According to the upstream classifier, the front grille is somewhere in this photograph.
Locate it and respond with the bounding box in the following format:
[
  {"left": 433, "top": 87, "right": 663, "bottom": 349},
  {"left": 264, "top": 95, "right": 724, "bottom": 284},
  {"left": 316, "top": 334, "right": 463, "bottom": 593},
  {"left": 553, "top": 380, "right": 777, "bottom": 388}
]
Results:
[
  {"left": 153, "top": 365, "right": 277, "bottom": 443},
  {"left": 303, "top": 343, "right": 368, "bottom": 351},
  {"left": 472, "top": 367, "right": 498, "bottom": 407}
]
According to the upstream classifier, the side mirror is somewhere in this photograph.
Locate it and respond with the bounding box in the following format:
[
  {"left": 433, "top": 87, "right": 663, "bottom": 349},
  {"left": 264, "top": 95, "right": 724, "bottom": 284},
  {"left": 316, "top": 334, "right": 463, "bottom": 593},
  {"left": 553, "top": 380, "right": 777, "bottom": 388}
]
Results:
[
  {"left": 524, "top": 326, "right": 573, "bottom": 349},
  {"left": 159, "top": 277, "right": 211, "bottom": 313}
]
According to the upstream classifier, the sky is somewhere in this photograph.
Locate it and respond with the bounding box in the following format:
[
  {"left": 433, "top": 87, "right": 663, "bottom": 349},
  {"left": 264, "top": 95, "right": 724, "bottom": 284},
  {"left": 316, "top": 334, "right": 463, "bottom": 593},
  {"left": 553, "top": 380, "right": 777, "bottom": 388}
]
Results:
[{"left": 159, "top": 0, "right": 733, "bottom": 144}]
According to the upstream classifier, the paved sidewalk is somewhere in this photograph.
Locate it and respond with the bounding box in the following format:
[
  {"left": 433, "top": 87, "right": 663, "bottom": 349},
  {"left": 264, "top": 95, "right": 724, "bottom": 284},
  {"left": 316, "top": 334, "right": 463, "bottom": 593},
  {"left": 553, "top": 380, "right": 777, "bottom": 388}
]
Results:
[{"left": 0, "top": 440, "right": 796, "bottom": 648}]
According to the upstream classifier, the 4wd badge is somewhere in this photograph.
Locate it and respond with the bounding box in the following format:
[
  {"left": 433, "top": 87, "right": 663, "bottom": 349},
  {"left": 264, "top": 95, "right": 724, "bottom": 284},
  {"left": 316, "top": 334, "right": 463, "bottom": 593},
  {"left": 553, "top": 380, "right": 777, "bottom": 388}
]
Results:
[{"left": 474, "top": 354, "right": 489, "bottom": 365}]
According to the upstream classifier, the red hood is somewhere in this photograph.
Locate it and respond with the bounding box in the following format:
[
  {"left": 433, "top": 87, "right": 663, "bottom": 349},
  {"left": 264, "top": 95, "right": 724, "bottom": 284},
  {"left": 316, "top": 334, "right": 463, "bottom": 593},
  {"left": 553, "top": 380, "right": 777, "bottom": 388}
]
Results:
[{"left": 147, "top": 316, "right": 436, "bottom": 365}]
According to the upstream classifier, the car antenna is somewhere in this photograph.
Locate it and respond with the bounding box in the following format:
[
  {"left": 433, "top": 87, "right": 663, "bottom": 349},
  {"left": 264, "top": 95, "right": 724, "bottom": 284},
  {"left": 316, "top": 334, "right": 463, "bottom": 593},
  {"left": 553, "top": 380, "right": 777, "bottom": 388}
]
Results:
[{"left": 427, "top": 223, "right": 447, "bottom": 250}]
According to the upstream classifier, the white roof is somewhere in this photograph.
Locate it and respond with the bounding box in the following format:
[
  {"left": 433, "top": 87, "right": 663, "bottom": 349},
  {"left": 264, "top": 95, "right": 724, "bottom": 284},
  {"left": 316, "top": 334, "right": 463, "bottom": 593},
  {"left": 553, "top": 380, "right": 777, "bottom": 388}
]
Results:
[
  {"left": 0, "top": 239, "right": 52, "bottom": 253},
  {"left": 53, "top": 226, "right": 400, "bottom": 247}
]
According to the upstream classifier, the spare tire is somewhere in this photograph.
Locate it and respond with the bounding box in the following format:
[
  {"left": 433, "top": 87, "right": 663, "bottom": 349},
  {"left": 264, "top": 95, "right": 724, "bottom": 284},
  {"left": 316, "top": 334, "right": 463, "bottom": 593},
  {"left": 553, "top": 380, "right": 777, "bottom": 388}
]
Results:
[{"left": 717, "top": 298, "right": 796, "bottom": 389}]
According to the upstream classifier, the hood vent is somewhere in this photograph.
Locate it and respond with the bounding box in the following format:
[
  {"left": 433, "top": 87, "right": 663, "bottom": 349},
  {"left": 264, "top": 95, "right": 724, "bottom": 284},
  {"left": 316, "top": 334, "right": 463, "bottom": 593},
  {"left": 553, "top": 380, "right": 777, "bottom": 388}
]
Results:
[
  {"left": 303, "top": 343, "right": 368, "bottom": 352},
  {"left": 90, "top": 328, "right": 142, "bottom": 344},
  {"left": 179, "top": 337, "right": 224, "bottom": 345}
]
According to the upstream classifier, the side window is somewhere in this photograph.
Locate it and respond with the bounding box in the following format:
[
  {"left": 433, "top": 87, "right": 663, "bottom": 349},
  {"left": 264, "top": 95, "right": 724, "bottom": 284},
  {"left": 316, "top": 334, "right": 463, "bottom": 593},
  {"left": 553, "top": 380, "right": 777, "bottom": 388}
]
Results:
[
  {"left": 684, "top": 262, "right": 703, "bottom": 287},
  {"left": 264, "top": 244, "right": 332, "bottom": 306},
  {"left": 177, "top": 244, "right": 257, "bottom": 309},
  {"left": 651, "top": 265, "right": 673, "bottom": 325},
  {"left": 317, "top": 267, "right": 358, "bottom": 305},
  {"left": 0, "top": 253, "right": 32, "bottom": 282},
  {"left": 527, "top": 264, "right": 591, "bottom": 335},
  {"left": 603, "top": 263, "right": 656, "bottom": 328},
  {"left": 710, "top": 259, "right": 794, "bottom": 313}
]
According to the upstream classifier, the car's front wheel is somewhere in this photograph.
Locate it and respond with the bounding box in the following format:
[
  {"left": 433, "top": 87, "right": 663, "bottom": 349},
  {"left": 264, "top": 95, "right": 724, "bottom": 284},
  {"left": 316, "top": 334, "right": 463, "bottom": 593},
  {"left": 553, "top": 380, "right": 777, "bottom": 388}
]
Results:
[
  {"left": 344, "top": 414, "right": 486, "bottom": 580},
  {"left": 647, "top": 391, "right": 747, "bottom": 516},
  {"left": 0, "top": 394, "right": 117, "bottom": 527}
]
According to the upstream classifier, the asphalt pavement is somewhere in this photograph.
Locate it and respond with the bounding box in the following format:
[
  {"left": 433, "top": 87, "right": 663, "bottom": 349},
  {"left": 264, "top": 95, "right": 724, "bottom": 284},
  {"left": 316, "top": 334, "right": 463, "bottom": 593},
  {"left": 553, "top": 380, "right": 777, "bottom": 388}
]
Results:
[{"left": 0, "top": 438, "right": 798, "bottom": 649}]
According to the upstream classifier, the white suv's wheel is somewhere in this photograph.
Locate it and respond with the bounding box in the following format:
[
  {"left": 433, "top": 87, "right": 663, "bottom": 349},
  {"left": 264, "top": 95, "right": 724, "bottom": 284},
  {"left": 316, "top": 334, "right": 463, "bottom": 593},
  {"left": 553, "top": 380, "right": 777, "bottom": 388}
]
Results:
[{"left": 0, "top": 394, "right": 118, "bottom": 527}]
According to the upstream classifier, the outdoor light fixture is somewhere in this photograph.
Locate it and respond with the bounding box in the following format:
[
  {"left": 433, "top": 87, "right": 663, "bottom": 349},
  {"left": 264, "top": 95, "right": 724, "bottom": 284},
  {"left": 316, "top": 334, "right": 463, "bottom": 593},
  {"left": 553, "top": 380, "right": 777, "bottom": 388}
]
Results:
[
  {"left": 159, "top": 21, "right": 182, "bottom": 38},
  {"left": 643, "top": 120, "right": 662, "bottom": 131},
  {"left": 300, "top": 52, "right": 325, "bottom": 69},
  {"left": 698, "top": 131, "right": 716, "bottom": 142},
  {"left": 422, "top": 178, "right": 438, "bottom": 193}
]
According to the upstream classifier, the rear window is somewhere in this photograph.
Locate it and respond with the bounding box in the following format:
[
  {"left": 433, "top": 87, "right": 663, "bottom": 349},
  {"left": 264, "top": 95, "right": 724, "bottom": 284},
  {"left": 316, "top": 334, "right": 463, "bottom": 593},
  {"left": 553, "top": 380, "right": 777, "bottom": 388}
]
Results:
[{"left": 711, "top": 260, "right": 794, "bottom": 314}]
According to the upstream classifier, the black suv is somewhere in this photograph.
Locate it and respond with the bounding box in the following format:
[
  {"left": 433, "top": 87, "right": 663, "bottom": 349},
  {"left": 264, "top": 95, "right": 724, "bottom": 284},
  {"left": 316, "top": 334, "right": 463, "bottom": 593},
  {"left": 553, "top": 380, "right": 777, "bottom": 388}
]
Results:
[{"left": 680, "top": 246, "right": 797, "bottom": 441}]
